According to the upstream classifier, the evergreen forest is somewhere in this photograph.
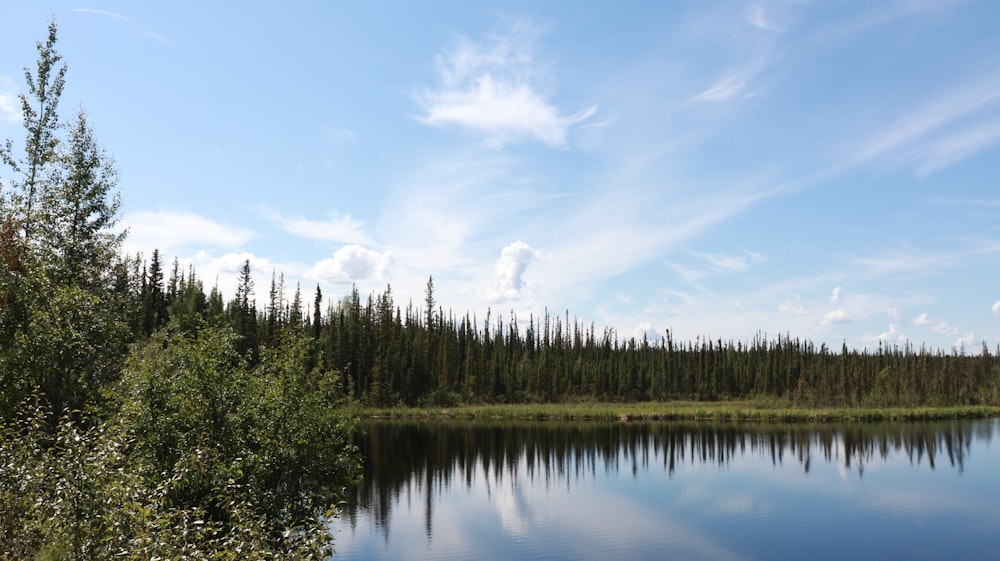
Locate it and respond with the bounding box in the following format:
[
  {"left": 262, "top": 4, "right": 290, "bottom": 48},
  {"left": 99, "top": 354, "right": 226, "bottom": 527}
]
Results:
[{"left": 1, "top": 21, "right": 999, "bottom": 561}]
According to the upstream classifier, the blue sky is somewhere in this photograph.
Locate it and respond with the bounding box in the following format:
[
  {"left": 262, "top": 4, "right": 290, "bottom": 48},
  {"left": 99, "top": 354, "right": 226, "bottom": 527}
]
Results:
[{"left": 2, "top": 1, "right": 1000, "bottom": 352}]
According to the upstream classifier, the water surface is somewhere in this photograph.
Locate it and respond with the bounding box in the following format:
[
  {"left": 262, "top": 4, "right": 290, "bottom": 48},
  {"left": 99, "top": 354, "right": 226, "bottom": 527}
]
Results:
[{"left": 331, "top": 419, "right": 999, "bottom": 560}]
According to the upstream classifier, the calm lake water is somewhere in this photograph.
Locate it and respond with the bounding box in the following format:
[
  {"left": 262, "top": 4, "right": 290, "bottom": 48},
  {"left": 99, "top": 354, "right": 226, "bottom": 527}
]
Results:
[{"left": 330, "top": 418, "right": 1000, "bottom": 561}]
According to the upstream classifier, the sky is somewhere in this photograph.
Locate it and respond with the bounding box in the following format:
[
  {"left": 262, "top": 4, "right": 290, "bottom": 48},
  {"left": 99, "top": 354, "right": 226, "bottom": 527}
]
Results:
[{"left": 2, "top": 1, "right": 1000, "bottom": 352}]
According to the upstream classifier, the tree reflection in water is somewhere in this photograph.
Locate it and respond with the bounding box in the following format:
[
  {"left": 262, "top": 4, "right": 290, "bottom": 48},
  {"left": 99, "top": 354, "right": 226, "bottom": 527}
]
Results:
[{"left": 340, "top": 419, "right": 993, "bottom": 539}]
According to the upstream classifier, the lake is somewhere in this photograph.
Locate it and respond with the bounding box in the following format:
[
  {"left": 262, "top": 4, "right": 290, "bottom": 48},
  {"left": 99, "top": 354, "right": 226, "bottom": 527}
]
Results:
[{"left": 330, "top": 418, "right": 1000, "bottom": 560}]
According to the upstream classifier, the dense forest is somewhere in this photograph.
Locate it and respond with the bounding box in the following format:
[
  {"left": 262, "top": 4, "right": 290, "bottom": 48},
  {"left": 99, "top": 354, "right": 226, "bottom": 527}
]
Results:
[
  {"left": 2, "top": 20, "right": 1000, "bottom": 561},
  {"left": 110, "top": 264, "right": 1000, "bottom": 409}
]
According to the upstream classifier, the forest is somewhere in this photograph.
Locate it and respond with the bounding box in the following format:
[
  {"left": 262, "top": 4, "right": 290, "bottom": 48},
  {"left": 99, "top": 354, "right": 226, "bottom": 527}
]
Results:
[{"left": 2, "top": 21, "right": 1000, "bottom": 561}]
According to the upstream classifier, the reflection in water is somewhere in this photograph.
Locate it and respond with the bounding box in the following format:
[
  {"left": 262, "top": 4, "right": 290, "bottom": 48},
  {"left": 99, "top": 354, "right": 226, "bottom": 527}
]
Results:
[{"left": 340, "top": 420, "right": 993, "bottom": 543}]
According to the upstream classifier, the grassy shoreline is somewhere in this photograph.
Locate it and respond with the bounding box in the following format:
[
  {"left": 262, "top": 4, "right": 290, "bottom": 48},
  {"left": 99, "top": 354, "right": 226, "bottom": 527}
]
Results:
[{"left": 349, "top": 402, "right": 1000, "bottom": 423}]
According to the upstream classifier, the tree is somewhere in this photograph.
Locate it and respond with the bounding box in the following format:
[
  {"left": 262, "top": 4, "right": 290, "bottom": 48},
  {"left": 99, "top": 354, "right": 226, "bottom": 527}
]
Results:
[
  {"left": 0, "top": 22, "right": 128, "bottom": 420},
  {"left": 311, "top": 284, "right": 322, "bottom": 339},
  {"left": 0, "top": 20, "right": 66, "bottom": 243},
  {"left": 424, "top": 275, "right": 436, "bottom": 330},
  {"left": 38, "top": 109, "right": 123, "bottom": 288}
]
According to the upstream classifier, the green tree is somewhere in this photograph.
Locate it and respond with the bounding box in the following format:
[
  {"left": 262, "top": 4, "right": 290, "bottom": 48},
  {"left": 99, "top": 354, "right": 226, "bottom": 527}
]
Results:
[
  {"left": 0, "top": 22, "right": 128, "bottom": 420},
  {"left": 0, "top": 20, "right": 66, "bottom": 243},
  {"left": 37, "top": 109, "right": 123, "bottom": 288}
]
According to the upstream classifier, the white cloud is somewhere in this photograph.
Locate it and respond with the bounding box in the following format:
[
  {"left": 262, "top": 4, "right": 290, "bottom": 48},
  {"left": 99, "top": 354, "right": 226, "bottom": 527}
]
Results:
[
  {"left": 867, "top": 324, "right": 907, "bottom": 345},
  {"left": 993, "top": 300, "right": 1000, "bottom": 315},
  {"left": 821, "top": 309, "right": 850, "bottom": 325},
  {"left": 911, "top": 118, "right": 1000, "bottom": 176},
  {"left": 0, "top": 76, "right": 19, "bottom": 123},
  {"left": 325, "top": 127, "right": 357, "bottom": 143},
  {"left": 830, "top": 286, "right": 842, "bottom": 304},
  {"left": 778, "top": 295, "right": 807, "bottom": 316},
  {"left": 693, "top": 250, "right": 763, "bottom": 273},
  {"left": 179, "top": 251, "right": 278, "bottom": 307},
  {"left": 492, "top": 240, "right": 541, "bottom": 301},
  {"left": 693, "top": 50, "right": 767, "bottom": 103},
  {"left": 633, "top": 323, "right": 663, "bottom": 342},
  {"left": 932, "top": 321, "right": 960, "bottom": 336},
  {"left": 415, "top": 26, "right": 595, "bottom": 147},
  {"left": 122, "top": 210, "right": 255, "bottom": 256},
  {"left": 72, "top": 8, "right": 132, "bottom": 21},
  {"left": 261, "top": 206, "right": 371, "bottom": 245},
  {"left": 913, "top": 312, "right": 959, "bottom": 336},
  {"left": 848, "top": 72, "right": 1000, "bottom": 170},
  {"left": 953, "top": 332, "right": 977, "bottom": 354},
  {"left": 744, "top": 3, "right": 782, "bottom": 32},
  {"left": 307, "top": 244, "right": 392, "bottom": 284}
]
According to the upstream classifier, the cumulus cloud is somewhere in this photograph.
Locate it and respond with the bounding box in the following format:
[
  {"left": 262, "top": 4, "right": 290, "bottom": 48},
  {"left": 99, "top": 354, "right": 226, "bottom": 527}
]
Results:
[
  {"left": 415, "top": 26, "right": 595, "bottom": 147},
  {"left": 492, "top": 240, "right": 541, "bottom": 301},
  {"left": 913, "top": 312, "right": 959, "bottom": 336},
  {"left": 866, "top": 324, "right": 907, "bottom": 345},
  {"left": 932, "top": 322, "right": 960, "bottom": 336},
  {"left": 821, "top": 309, "right": 850, "bottom": 325},
  {"left": 307, "top": 244, "right": 392, "bottom": 284},
  {"left": 633, "top": 323, "right": 663, "bottom": 342},
  {"left": 953, "top": 332, "right": 977, "bottom": 354}
]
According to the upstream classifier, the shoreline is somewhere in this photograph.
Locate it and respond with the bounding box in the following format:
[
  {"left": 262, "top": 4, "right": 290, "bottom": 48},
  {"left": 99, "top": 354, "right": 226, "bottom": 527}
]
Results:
[{"left": 349, "top": 402, "right": 1000, "bottom": 423}]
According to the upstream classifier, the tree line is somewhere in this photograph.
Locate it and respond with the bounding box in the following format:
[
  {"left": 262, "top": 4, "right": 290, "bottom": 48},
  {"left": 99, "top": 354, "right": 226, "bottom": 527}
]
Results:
[{"left": 116, "top": 259, "right": 1000, "bottom": 409}]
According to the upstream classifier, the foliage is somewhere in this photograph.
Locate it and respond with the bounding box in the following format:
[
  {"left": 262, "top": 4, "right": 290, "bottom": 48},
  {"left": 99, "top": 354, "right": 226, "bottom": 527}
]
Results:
[
  {"left": 0, "top": 395, "right": 346, "bottom": 560},
  {"left": 117, "top": 326, "right": 361, "bottom": 547},
  {"left": 0, "top": 22, "right": 362, "bottom": 560},
  {"left": 0, "top": 20, "right": 127, "bottom": 421}
]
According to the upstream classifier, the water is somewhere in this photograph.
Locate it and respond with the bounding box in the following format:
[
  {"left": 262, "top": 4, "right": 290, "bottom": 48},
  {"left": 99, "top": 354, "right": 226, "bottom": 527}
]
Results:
[{"left": 330, "top": 419, "right": 1000, "bottom": 560}]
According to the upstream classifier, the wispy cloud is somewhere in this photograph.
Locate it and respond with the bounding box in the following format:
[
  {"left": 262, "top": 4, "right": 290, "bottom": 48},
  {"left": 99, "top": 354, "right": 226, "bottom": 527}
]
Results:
[
  {"left": 692, "top": 51, "right": 767, "bottom": 102},
  {"left": 848, "top": 245, "right": 959, "bottom": 277},
  {"left": 415, "top": 24, "right": 595, "bottom": 147},
  {"left": 691, "top": 250, "right": 763, "bottom": 273},
  {"left": 122, "top": 210, "right": 255, "bottom": 256},
  {"left": 260, "top": 206, "right": 372, "bottom": 245},
  {"left": 0, "top": 76, "right": 19, "bottom": 123},
  {"left": 744, "top": 3, "right": 784, "bottom": 32},
  {"left": 910, "top": 117, "right": 1000, "bottom": 176},
  {"left": 847, "top": 72, "right": 1000, "bottom": 172},
  {"left": 72, "top": 8, "right": 132, "bottom": 21},
  {"left": 72, "top": 8, "right": 169, "bottom": 44},
  {"left": 848, "top": 239, "right": 1000, "bottom": 278},
  {"left": 778, "top": 295, "right": 808, "bottom": 316}
]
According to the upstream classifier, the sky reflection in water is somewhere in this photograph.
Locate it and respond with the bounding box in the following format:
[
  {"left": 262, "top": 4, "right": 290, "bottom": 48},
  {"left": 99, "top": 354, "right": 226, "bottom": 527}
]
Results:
[{"left": 330, "top": 420, "right": 1000, "bottom": 561}]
